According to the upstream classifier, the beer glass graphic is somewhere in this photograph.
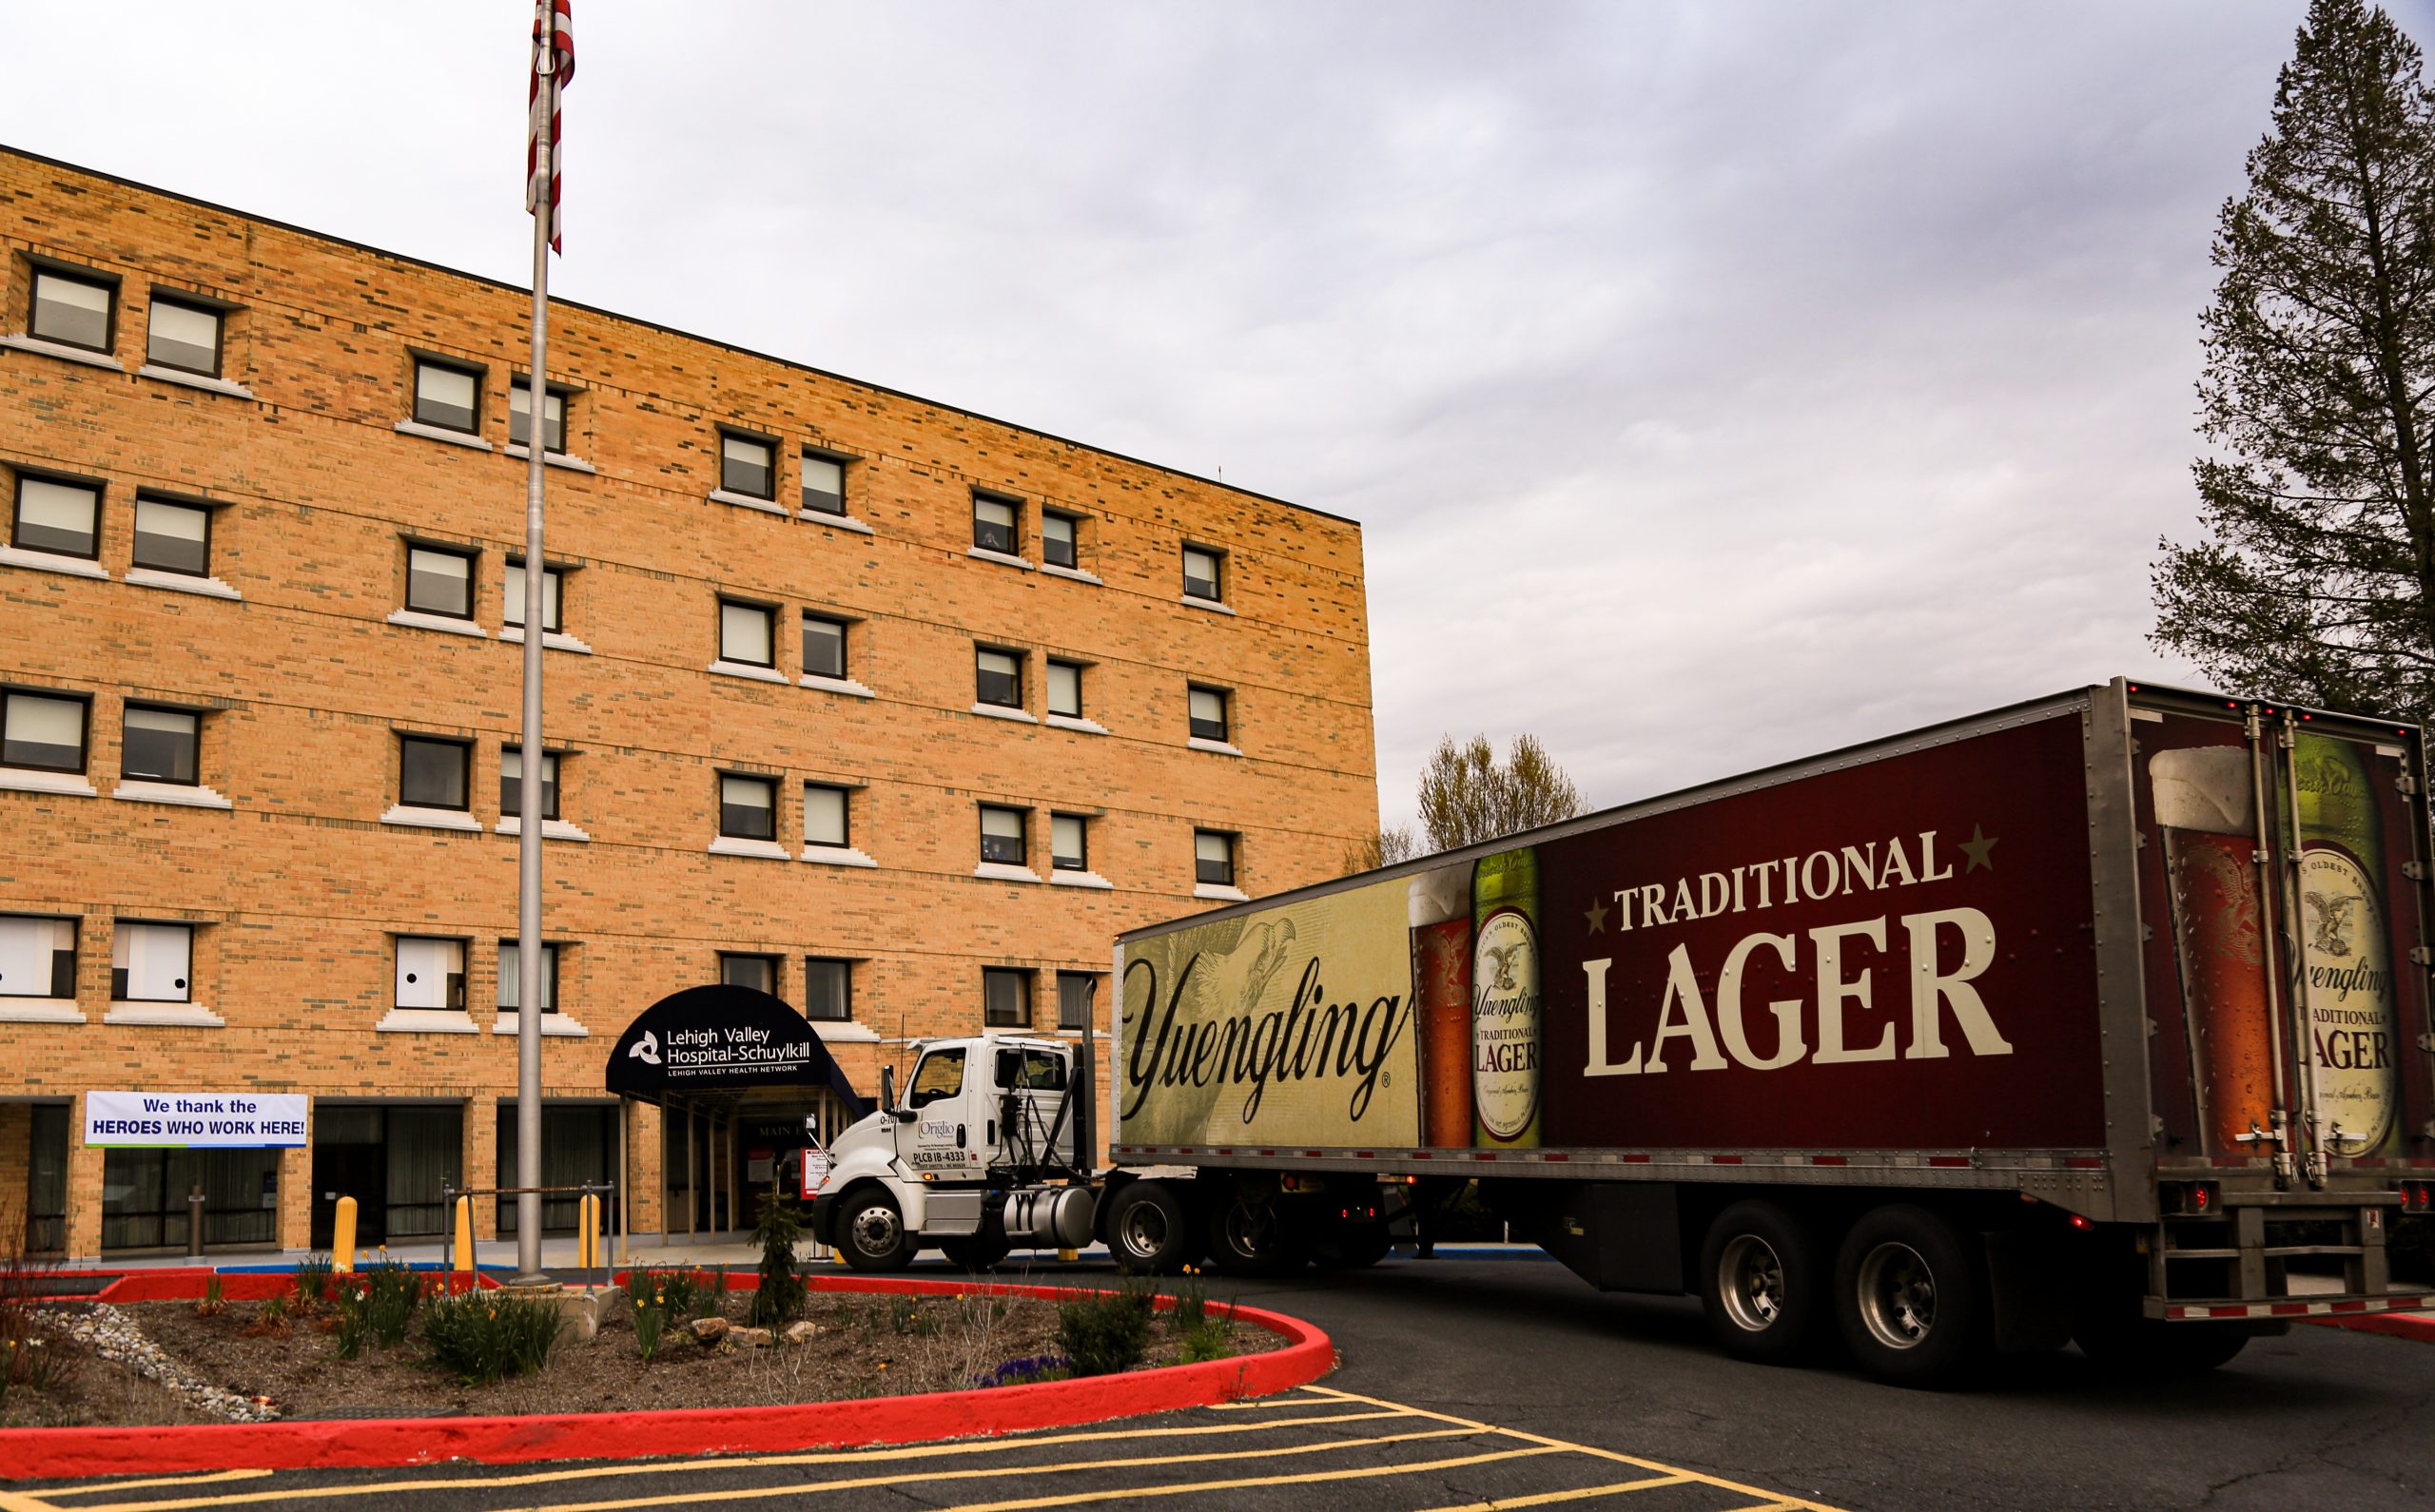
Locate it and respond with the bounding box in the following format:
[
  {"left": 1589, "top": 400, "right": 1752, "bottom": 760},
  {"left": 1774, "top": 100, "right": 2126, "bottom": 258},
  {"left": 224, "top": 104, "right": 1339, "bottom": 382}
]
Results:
[
  {"left": 1409, "top": 862, "right": 1472, "bottom": 1148},
  {"left": 2152, "top": 746, "right": 2277, "bottom": 1155}
]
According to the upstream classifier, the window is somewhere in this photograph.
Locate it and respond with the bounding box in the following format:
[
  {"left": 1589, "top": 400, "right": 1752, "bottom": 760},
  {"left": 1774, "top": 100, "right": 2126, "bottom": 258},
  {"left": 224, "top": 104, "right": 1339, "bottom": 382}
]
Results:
[
  {"left": 1058, "top": 971, "right": 1096, "bottom": 1031},
  {"left": 976, "top": 648, "right": 1023, "bottom": 708},
  {"left": 719, "top": 599, "right": 775, "bottom": 667},
  {"left": 719, "top": 773, "right": 776, "bottom": 841},
  {"left": 497, "top": 940, "right": 558, "bottom": 1013},
  {"left": 983, "top": 968, "right": 1030, "bottom": 1028},
  {"left": 112, "top": 921, "right": 192, "bottom": 1002},
  {"left": 29, "top": 267, "right": 113, "bottom": 352},
  {"left": 1051, "top": 813, "right": 1086, "bottom": 872},
  {"left": 499, "top": 748, "right": 559, "bottom": 819},
  {"left": 508, "top": 379, "right": 568, "bottom": 454},
  {"left": 412, "top": 358, "right": 480, "bottom": 433},
  {"left": 1042, "top": 512, "right": 1078, "bottom": 569},
  {"left": 804, "top": 783, "right": 849, "bottom": 848},
  {"left": 132, "top": 495, "right": 210, "bottom": 576},
  {"left": 399, "top": 734, "right": 470, "bottom": 810},
  {"left": 146, "top": 297, "right": 223, "bottom": 377},
  {"left": 802, "top": 615, "right": 847, "bottom": 679},
  {"left": 804, "top": 958, "right": 850, "bottom": 1021},
  {"left": 503, "top": 560, "right": 563, "bottom": 632},
  {"left": 1047, "top": 660, "right": 1082, "bottom": 719},
  {"left": 2, "top": 690, "right": 87, "bottom": 772},
  {"left": 720, "top": 432, "right": 774, "bottom": 498},
  {"left": 406, "top": 544, "right": 476, "bottom": 618},
  {"left": 123, "top": 707, "right": 199, "bottom": 785},
  {"left": 801, "top": 452, "right": 846, "bottom": 515},
  {"left": 0, "top": 916, "right": 76, "bottom": 998},
  {"left": 907, "top": 1047, "right": 965, "bottom": 1106},
  {"left": 973, "top": 494, "right": 1018, "bottom": 554},
  {"left": 1196, "top": 829, "right": 1236, "bottom": 887},
  {"left": 1182, "top": 545, "right": 1224, "bottom": 603},
  {"left": 1189, "top": 686, "right": 1230, "bottom": 744},
  {"left": 395, "top": 936, "right": 467, "bottom": 1010},
  {"left": 11, "top": 475, "right": 101, "bottom": 559},
  {"left": 980, "top": 804, "right": 1026, "bottom": 865},
  {"left": 720, "top": 952, "right": 778, "bottom": 995}
]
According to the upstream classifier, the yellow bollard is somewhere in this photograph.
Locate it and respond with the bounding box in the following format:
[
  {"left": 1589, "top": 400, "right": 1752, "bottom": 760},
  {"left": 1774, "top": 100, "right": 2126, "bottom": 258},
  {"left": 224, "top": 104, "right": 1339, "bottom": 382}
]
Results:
[
  {"left": 451, "top": 1195, "right": 475, "bottom": 1277},
  {"left": 333, "top": 1195, "right": 358, "bottom": 1274},
  {"left": 578, "top": 1192, "right": 599, "bottom": 1270}
]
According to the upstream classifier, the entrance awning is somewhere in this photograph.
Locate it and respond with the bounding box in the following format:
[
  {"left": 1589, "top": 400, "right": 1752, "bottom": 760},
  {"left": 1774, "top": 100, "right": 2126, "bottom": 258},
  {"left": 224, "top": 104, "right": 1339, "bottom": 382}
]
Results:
[{"left": 605, "top": 984, "right": 867, "bottom": 1119}]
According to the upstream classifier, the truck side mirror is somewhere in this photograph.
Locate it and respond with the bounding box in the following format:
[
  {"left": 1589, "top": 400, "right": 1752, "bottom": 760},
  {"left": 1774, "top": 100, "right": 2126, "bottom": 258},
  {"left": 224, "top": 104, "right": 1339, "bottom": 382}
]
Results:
[{"left": 880, "top": 1064, "right": 897, "bottom": 1114}]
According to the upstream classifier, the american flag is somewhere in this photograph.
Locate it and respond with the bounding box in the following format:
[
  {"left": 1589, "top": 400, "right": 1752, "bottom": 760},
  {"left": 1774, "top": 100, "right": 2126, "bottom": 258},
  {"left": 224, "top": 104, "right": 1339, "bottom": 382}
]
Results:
[{"left": 527, "top": 0, "right": 575, "bottom": 252}]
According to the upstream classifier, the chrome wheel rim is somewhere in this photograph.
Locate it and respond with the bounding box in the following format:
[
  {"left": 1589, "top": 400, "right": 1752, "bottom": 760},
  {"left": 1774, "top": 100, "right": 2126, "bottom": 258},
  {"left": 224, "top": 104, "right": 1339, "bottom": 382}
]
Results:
[
  {"left": 1856, "top": 1241, "right": 1937, "bottom": 1350},
  {"left": 1224, "top": 1201, "right": 1279, "bottom": 1259},
  {"left": 1120, "top": 1201, "right": 1169, "bottom": 1259},
  {"left": 849, "top": 1204, "right": 901, "bottom": 1256},
  {"left": 1719, "top": 1233, "right": 1785, "bottom": 1333}
]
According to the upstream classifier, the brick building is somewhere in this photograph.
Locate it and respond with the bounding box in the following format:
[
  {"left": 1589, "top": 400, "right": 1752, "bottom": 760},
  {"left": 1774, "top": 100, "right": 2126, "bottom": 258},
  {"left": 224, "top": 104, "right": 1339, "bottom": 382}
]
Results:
[{"left": 0, "top": 148, "right": 1377, "bottom": 1260}]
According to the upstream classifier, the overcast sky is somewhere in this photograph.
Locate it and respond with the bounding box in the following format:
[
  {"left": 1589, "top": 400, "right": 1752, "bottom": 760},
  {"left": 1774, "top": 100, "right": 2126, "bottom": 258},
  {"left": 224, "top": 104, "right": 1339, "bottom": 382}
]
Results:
[{"left": 0, "top": 2, "right": 2388, "bottom": 835}]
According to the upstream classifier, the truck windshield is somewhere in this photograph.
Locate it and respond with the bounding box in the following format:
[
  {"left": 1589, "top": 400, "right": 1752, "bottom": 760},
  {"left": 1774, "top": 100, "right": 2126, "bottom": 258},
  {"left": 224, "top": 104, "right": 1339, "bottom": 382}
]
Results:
[{"left": 906, "top": 1049, "right": 964, "bottom": 1107}]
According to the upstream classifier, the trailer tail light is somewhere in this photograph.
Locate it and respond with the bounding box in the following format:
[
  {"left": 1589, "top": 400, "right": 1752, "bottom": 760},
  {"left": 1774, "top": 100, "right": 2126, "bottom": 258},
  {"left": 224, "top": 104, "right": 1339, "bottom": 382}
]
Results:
[
  {"left": 2403, "top": 1181, "right": 2433, "bottom": 1214},
  {"left": 2070, "top": 1214, "right": 2094, "bottom": 1231},
  {"left": 2159, "top": 1180, "right": 2220, "bottom": 1215}
]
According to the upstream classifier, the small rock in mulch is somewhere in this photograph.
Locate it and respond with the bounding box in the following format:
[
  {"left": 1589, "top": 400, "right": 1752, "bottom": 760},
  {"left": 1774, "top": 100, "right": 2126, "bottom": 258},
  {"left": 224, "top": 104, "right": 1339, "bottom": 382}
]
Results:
[
  {"left": 689, "top": 1316, "right": 730, "bottom": 1345},
  {"left": 784, "top": 1320, "right": 817, "bottom": 1345},
  {"left": 729, "top": 1327, "right": 773, "bottom": 1348}
]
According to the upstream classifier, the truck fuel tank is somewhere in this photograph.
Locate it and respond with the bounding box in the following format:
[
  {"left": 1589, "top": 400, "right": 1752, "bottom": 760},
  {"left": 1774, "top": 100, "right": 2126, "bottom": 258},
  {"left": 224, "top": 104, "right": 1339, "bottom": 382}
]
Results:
[{"left": 1003, "top": 1185, "right": 1095, "bottom": 1249}]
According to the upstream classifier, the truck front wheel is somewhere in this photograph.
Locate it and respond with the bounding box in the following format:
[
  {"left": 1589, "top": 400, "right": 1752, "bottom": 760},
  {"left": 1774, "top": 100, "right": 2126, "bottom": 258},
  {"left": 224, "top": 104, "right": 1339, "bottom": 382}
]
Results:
[
  {"left": 1834, "top": 1204, "right": 1990, "bottom": 1386},
  {"left": 1699, "top": 1200, "right": 1825, "bottom": 1364},
  {"left": 1106, "top": 1181, "right": 1194, "bottom": 1275},
  {"left": 836, "top": 1189, "right": 913, "bottom": 1272}
]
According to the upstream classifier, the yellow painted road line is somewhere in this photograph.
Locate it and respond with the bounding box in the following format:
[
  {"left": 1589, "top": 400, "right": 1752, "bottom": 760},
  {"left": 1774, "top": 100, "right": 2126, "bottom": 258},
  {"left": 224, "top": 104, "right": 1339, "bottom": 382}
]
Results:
[
  {"left": 928, "top": 1444, "right": 1570, "bottom": 1512},
  {"left": 60, "top": 1410, "right": 1415, "bottom": 1512},
  {"left": 1298, "top": 1388, "right": 1846, "bottom": 1512},
  {"left": 1205, "top": 1388, "right": 1365, "bottom": 1411},
  {"left": 494, "top": 1427, "right": 1490, "bottom": 1512},
  {"left": 33, "top": 1474, "right": 274, "bottom": 1499},
  {"left": 1409, "top": 1473, "right": 1695, "bottom": 1510},
  {"left": 0, "top": 1491, "right": 68, "bottom": 1512}
]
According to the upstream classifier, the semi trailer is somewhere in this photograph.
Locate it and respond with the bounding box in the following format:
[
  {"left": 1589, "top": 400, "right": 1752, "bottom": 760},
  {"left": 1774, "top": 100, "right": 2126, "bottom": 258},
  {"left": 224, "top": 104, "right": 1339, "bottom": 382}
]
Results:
[{"left": 807, "top": 678, "right": 2435, "bottom": 1383}]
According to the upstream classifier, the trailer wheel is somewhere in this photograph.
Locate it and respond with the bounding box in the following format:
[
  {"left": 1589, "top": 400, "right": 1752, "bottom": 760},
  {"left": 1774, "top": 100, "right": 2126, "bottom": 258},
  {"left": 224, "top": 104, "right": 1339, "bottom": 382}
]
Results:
[
  {"left": 1314, "top": 1221, "right": 1393, "bottom": 1270},
  {"left": 1834, "top": 1204, "right": 1990, "bottom": 1386},
  {"left": 1699, "top": 1200, "right": 1824, "bottom": 1364},
  {"left": 1206, "top": 1185, "right": 1308, "bottom": 1276},
  {"left": 1106, "top": 1180, "right": 1194, "bottom": 1275},
  {"left": 2074, "top": 1315, "right": 2256, "bottom": 1374},
  {"left": 834, "top": 1188, "right": 913, "bottom": 1272},
  {"left": 938, "top": 1235, "right": 1010, "bottom": 1271}
]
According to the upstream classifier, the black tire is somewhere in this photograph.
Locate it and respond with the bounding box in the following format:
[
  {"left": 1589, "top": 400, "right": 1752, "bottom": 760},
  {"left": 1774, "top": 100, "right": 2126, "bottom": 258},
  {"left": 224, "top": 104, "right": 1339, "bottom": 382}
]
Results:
[
  {"left": 937, "top": 1234, "right": 1010, "bottom": 1271},
  {"left": 2074, "top": 1316, "right": 2254, "bottom": 1375},
  {"left": 1105, "top": 1181, "right": 1194, "bottom": 1275},
  {"left": 1834, "top": 1204, "right": 1990, "bottom": 1386},
  {"left": 1313, "top": 1221, "right": 1393, "bottom": 1271},
  {"left": 1699, "top": 1200, "right": 1827, "bottom": 1365},
  {"left": 834, "top": 1188, "right": 912, "bottom": 1273},
  {"left": 1206, "top": 1184, "right": 1308, "bottom": 1277}
]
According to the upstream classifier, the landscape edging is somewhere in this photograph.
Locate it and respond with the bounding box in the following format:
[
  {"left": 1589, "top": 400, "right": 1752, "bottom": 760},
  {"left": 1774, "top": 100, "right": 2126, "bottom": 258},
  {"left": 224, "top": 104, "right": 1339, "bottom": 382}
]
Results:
[{"left": 0, "top": 1272, "right": 1332, "bottom": 1478}]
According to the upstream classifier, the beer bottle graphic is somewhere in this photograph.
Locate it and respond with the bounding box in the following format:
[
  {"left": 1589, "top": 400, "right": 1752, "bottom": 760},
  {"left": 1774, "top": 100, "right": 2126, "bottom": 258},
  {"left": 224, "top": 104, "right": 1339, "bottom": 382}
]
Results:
[
  {"left": 1409, "top": 863, "right": 1473, "bottom": 1148},
  {"left": 2292, "top": 734, "right": 2400, "bottom": 1158},
  {"left": 2152, "top": 746, "right": 2277, "bottom": 1156},
  {"left": 1471, "top": 846, "right": 1542, "bottom": 1148}
]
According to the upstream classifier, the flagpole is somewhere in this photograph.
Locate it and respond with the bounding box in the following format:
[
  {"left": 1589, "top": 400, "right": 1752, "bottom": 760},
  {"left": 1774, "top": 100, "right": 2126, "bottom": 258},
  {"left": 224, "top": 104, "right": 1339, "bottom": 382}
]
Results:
[{"left": 514, "top": 0, "right": 556, "bottom": 1285}]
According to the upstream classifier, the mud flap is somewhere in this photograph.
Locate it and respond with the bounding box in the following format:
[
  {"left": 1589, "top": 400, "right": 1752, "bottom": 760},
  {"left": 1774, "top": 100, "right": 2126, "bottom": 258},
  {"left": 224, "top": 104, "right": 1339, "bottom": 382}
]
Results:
[{"left": 1984, "top": 1230, "right": 2072, "bottom": 1353}]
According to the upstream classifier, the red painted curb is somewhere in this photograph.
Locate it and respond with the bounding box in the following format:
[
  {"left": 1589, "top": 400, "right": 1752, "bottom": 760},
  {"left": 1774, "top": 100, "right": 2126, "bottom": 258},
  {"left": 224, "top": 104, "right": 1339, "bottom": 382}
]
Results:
[{"left": 0, "top": 1274, "right": 1333, "bottom": 1478}]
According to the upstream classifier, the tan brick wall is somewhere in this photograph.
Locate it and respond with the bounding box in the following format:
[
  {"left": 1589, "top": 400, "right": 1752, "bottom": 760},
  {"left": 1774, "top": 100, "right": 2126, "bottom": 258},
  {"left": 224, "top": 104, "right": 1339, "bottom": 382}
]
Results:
[{"left": 0, "top": 150, "right": 1378, "bottom": 1258}]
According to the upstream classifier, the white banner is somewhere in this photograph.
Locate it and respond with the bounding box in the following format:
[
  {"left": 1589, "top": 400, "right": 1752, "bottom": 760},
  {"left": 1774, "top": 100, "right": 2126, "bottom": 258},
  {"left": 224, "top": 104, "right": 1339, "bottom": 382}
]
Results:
[{"left": 84, "top": 1091, "right": 308, "bottom": 1148}]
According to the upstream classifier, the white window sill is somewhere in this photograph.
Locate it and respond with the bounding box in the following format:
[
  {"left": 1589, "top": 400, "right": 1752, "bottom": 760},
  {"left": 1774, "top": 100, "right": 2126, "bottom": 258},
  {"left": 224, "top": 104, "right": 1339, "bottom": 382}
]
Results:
[
  {"left": 114, "top": 781, "right": 233, "bottom": 809},
  {"left": 709, "top": 659, "right": 789, "bottom": 685},
  {"left": 0, "top": 545, "right": 108, "bottom": 580},
  {"left": 1046, "top": 713, "right": 1108, "bottom": 736},
  {"left": 1181, "top": 596, "right": 1237, "bottom": 616},
  {"left": 974, "top": 862, "right": 1042, "bottom": 884},
  {"left": 499, "top": 626, "right": 594, "bottom": 654},
  {"left": 1195, "top": 882, "right": 1251, "bottom": 902},
  {"left": 1051, "top": 869, "right": 1113, "bottom": 890},
  {"left": 492, "top": 1012, "right": 590, "bottom": 1037},
  {"left": 1189, "top": 737, "right": 1243, "bottom": 757},
  {"left": 812, "top": 1020, "right": 881, "bottom": 1043},
  {"left": 395, "top": 418, "right": 493, "bottom": 451},
  {"left": 710, "top": 489, "right": 787, "bottom": 514},
  {"left": 709, "top": 835, "right": 790, "bottom": 860},
  {"left": 0, "top": 333, "right": 125, "bottom": 371},
  {"left": 495, "top": 816, "right": 592, "bottom": 842},
  {"left": 377, "top": 1008, "right": 480, "bottom": 1034},
  {"left": 967, "top": 547, "right": 1034, "bottom": 572},
  {"left": 387, "top": 609, "right": 487, "bottom": 637},
  {"left": 106, "top": 1001, "right": 225, "bottom": 1028},
  {"left": 381, "top": 804, "right": 481, "bottom": 832},
  {"left": 799, "top": 672, "right": 874, "bottom": 698},
  {"left": 801, "top": 509, "right": 874, "bottom": 534},
  {"left": 0, "top": 768, "right": 99, "bottom": 798},
  {"left": 127, "top": 567, "right": 242, "bottom": 600},
  {"left": 801, "top": 844, "right": 877, "bottom": 868},
  {"left": 971, "top": 703, "right": 1038, "bottom": 724},
  {"left": 503, "top": 444, "right": 596, "bottom": 474},
  {"left": 1041, "top": 563, "right": 1102, "bottom": 586},
  {"left": 138, "top": 364, "right": 253, "bottom": 399},
  {"left": 0, "top": 999, "right": 85, "bottom": 1023}
]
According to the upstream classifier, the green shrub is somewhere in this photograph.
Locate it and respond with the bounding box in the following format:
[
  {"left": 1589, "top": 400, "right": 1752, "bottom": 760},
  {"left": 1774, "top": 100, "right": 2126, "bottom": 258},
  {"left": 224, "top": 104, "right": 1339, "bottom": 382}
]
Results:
[
  {"left": 296, "top": 1254, "right": 333, "bottom": 1306},
  {"left": 423, "top": 1289, "right": 566, "bottom": 1386},
  {"left": 1056, "top": 1279, "right": 1154, "bottom": 1377},
  {"left": 1179, "top": 1313, "right": 1234, "bottom": 1363},
  {"left": 334, "top": 1263, "right": 422, "bottom": 1354},
  {"left": 635, "top": 1268, "right": 707, "bottom": 1324},
  {"left": 632, "top": 1284, "right": 669, "bottom": 1363},
  {"left": 1165, "top": 1267, "right": 1208, "bottom": 1332},
  {"left": 750, "top": 1191, "right": 807, "bottom": 1327}
]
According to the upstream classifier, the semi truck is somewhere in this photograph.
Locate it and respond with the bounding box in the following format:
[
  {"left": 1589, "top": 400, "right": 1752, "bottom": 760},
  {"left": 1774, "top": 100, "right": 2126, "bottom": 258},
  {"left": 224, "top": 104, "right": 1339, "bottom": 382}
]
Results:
[{"left": 806, "top": 678, "right": 2435, "bottom": 1383}]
